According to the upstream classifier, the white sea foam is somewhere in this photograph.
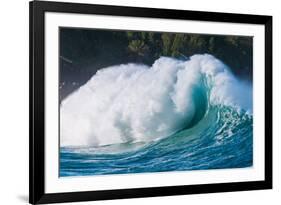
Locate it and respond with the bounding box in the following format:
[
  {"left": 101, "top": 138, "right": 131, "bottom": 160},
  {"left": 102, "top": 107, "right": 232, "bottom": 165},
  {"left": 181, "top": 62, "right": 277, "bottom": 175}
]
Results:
[{"left": 60, "top": 54, "right": 252, "bottom": 147}]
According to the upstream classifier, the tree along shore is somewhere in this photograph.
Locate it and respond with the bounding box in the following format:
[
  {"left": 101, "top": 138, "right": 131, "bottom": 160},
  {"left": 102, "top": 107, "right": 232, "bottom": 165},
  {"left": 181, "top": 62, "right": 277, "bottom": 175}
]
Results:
[{"left": 59, "top": 29, "right": 253, "bottom": 100}]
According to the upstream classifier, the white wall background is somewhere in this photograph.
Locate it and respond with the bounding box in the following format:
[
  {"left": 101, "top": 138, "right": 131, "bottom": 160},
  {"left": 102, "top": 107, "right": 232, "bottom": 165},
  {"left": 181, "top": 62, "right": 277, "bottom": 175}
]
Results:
[{"left": 0, "top": 0, "right": 279, "bottom": 204}]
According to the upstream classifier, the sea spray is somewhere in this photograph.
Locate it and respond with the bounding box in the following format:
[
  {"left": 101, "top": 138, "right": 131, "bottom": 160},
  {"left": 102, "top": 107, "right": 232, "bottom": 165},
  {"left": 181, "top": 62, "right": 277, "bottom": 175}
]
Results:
[{"left": 60, "top": 54, "right": 252, "bottom": 147}]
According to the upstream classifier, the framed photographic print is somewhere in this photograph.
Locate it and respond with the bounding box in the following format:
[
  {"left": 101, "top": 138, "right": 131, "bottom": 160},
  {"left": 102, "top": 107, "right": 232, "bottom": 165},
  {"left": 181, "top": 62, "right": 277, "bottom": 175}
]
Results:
[{"left": 29, "top": 0, "right": 272, "bottom": 204}]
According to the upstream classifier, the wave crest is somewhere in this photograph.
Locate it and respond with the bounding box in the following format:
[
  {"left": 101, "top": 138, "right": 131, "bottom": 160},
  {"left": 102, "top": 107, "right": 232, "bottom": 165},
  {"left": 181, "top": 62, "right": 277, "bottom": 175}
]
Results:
[{"left": 60, "top": 54, "right": 252, "bottom": 147}]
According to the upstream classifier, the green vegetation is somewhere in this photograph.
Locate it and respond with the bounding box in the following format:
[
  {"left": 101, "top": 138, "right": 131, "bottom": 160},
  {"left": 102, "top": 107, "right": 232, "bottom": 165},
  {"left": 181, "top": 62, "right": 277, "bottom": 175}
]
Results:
[
  {"left": 124, "top": 32, "right": 252, "bottom": 79},
  {"left": 61, "top": 29, "right": 252, "bottom": 79},
  {"left": 60, "top": 28, "right": 252, "bottom": 100}
]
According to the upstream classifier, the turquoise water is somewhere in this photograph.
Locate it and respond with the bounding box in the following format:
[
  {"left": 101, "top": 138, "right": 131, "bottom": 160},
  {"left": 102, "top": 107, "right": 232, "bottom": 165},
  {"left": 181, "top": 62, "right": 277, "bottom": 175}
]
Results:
[{"left": 60, "top": 105, "right": 252, "bottom": 176}]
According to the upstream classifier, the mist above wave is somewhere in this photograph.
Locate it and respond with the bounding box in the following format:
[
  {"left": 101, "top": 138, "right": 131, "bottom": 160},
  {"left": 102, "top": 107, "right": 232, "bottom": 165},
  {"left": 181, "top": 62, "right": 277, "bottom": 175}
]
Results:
[{"left": 60, "top": 54, "right": 252, "bottom": 147}]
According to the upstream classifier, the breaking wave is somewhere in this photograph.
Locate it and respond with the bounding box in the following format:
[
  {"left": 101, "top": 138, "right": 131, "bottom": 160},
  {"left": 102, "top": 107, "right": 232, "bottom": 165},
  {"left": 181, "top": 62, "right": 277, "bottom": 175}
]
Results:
[{"left": 60, "top": 54, "right": 252, "bottom": 147}]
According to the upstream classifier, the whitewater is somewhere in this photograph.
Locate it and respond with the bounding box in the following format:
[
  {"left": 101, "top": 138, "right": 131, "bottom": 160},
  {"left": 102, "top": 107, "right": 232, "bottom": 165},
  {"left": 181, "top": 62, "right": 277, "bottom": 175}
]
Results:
[{"left": 60, "top": 54, "right": 253, "bottom": 176}]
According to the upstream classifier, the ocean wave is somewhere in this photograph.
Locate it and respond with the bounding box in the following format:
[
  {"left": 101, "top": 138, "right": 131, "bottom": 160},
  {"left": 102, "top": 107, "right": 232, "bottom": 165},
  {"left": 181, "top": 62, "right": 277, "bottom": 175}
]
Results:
[{"left": 60, "top": 54, "right": 252, "bottom": 147}]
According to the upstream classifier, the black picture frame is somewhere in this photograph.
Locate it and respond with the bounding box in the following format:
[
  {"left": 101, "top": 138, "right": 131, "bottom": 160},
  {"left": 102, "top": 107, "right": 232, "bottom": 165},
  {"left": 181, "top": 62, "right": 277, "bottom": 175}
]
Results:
[{"left": 29, "top": 0, "right": 272, "bottom": 204}]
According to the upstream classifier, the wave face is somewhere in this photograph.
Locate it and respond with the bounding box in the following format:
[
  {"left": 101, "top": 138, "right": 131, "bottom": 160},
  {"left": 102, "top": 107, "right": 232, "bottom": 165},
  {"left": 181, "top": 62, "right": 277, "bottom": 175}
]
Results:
[{"left": 60, "top": 54, "right": 253, "bottom": 176}]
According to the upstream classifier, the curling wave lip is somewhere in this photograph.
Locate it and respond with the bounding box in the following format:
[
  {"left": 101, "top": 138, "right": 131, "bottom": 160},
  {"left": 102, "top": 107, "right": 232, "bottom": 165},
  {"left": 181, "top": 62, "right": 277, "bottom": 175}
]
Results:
[{"left": 60, "top": 54, "right": 252, "bottom": 147}]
